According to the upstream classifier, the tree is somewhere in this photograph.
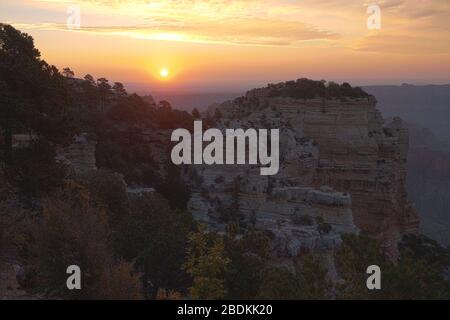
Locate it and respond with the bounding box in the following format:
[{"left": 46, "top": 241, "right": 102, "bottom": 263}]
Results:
[
  {"left": 256, "top": 255, "right": 331, "bottom": 299},
  {"left": 30, "top": 180, "right": 143, "bottom": 299},
  {"left": 297, "top": 255, "right": 331, "bottom": 299},
  {"left": 223, "top": 229, "right": 270, "bottom": 299},
  {"left": 192, "top": 108, "right": 201, "bottom": 119},
  {"left": 184, "top": 224, "right": 230, "bottom": 299},
  {"left": 257, "top": 266, "right": 300, "bottom": 299},
  {"left": 0, "top": 24, "right": 76, "bottom": 164},
  {"left": 84, "top": 74, "right": 96, "bottom": 86},
  {"left": 120, "top": 193, "right": 193, "bottom": 297},
  {"left": 156, "top": 162, "right": 191, "bottom": 210},
  {"left": 381, "top": 235, "right": 450, "bottom": 299},
  {"left": 62, "top": 67, "right": 75, "bottom": 78},
  {"left": 11, "top": 139, "right": 67, "bottom": 196},
  {"left": 97, "top": 77, "right": 111, "bottom": 112},
  {"left": 0, "top": 210, "right": 26, "bottom": 253},
  {"left": 334, "top": 234, "right": 385, "bottom": 299},
  {"left": 96, "top": 261, "right": 143, "bottom": 300},
  {"left": 335, "top": 234, "right": 450, "bottom": 299},
  {"left": 112, "top": 82, "right": 127, "bottom": 97}
]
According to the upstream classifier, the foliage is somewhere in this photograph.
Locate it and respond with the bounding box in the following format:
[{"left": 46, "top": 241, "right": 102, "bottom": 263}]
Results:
[
  {"left": 112, "top": 82, "right": 127, "bottom": 97},
  {"left": 381, "top": 235, "right": 450, "bottom": 299},
  {"left": 84, "top": 169, "right": 129, "bottom": 226},
  {"left": 62, "top": 68, "right": 75, "bottom": 78},
  {"left": 156, "top": 288, "right": 182, "bottom": 300},
  {"left": 257, "top": 255, "right": 331, "bottom": 299},
  {"left": 222, "top": 228, "right": 270, "bottom": 299},
  {"left": 334, "top": 234, "right": 385, "bottom": 299},
  {"left": 96, "top": 261, "right": 143, "bottom": 300},
  {"left": 29, "top": 181, "right": 143, "bottom": 299},
  {"left": 120, "top": 193, "right": 193, "bottom": 297},
  {"left": 335, "top": 234, "right": 450, "bottom": 300},
  {"left": 0, "top": 211, "right": 26, "bottom": 253},
  {"left": 264, "top": 79, "right": 369, "bottom": 100},
  {"left": 184, "top": 224, "right": 230, "bottom": 299},
  {"left": 155, "top": 162, "right": 191, "bottom": 210},
  {"left": 297, "top": 255, "right": 331, "bottom": 299},
  {"left": 257, "top": 266, "right": 301, "bottom": 299},
  {"left": 8, "top": 139, "right": 67, "bottom": 197},
  {"left": 0, "top": 24, "right": 77, "bottom": 163}
]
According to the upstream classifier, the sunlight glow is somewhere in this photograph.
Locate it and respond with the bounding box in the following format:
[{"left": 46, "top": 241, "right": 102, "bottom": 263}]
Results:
[{"left": 160, "top": 69, "right": 169, "bottom": 78}]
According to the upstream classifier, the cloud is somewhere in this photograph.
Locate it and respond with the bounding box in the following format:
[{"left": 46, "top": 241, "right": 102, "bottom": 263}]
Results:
[
  {"left": 19, "top": 0, "right": 341, "bottom": 47},
  {"left": 17, "top": 0, "right": 449, "bottom": 53},
  {"left": 11, "top": 19, "right": 338, "bottom": 47},
  {"left": 352, "top": 0, "right": 450, "bottom": 54}
]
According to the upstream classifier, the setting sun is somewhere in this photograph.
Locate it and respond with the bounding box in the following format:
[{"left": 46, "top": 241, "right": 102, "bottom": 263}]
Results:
[{"left": 160, "top": 69, "right": 169, "bottom": 78}]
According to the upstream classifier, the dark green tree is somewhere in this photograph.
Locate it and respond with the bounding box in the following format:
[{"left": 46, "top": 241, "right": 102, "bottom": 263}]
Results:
[
  {"left": 121, "top": 193, "right": 193, "bottom": 297},
  {"left": 0, "top": 24, "right": 76, "bottom": 164},
  {"left": 184, "top": 224, "right": 230, "bottom": 299}
]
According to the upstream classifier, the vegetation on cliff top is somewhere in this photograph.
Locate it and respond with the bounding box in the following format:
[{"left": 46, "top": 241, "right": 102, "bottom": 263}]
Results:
[{"left": 250, "top": 78, "right": 370, "bottom": 100}]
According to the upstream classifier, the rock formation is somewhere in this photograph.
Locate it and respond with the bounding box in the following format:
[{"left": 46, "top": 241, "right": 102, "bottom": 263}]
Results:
[
  {"left": 56, "top": 133, "right": 97, "bottom": 175},
  {"left": 185, "top": 89, "right": 419, "bottom": 259}
]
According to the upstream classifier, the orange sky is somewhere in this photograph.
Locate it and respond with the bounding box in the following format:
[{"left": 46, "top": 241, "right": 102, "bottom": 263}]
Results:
[{"left": 2, "top": 0, "right": 450, "bottom": 91}]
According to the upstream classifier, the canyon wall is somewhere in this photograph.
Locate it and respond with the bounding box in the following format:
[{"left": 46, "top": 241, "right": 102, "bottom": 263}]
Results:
[
  {"left": 187, "top": 92, "right": 419, "bottom": 259},
  {"left": 52, "top": 91, "right": 420, "bottom": 260}
]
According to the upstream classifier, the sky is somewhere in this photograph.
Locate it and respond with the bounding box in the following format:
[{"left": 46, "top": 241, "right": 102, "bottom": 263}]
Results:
[{"left": 1, "top": 0, "right": 450, "bottom": 91}]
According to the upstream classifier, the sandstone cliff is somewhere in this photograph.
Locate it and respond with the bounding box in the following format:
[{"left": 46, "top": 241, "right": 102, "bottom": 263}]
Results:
[{"left": 186, "top": 89, "right": 419, "bottom": 259}]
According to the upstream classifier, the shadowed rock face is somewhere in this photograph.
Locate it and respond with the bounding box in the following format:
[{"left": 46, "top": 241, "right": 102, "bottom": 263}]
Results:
[
  {"left": 185, "top": 92, "right": 419, "bottom": 259},
  {"left": 56, "top": 133, "right": 97, "bottom": 175}
]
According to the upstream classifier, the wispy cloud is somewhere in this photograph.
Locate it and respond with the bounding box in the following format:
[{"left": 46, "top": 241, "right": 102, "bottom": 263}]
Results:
[
  {"left": 11, "top": 20, "right": 338, "bottom": 47},
  {"left": 11, "top": 0, "right": 340, "bottom": 47},
  {"left": 5, "top": 0, "right": 447, "bottom": 53}
]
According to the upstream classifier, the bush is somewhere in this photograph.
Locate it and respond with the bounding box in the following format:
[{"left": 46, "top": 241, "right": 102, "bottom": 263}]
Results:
[
  {"left": 184, "top": 224, "right": 230, "bottom": 299},
  {"left": 9, "top": 140, "right": 67, "bottom": 197},
  {"left": 29, "top": 181, "right": 143, "bottom": 299},
  {"left": 121, "top": 193, "right": 194, "bottom": 297},
  {"left": 255, "top": 79, "right": 369, "bottom": 100},
  {"left": 335, "top": 234, "right": 450, "bottom": 299}
]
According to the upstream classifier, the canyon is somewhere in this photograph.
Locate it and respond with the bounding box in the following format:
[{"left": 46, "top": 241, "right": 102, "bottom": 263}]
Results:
[
  {"left": 52, "top": 82, "right": 421, "bottom": 262},
  {"left": 0, "top": 80, "right": 424, "bottom": 299},
  {"left": 184, "top": 85, "right": 419, "bottom": 260}
]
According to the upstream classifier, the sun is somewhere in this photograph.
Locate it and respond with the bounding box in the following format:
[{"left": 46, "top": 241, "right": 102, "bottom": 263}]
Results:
[{"left": 160, "top": 68, "right": 169, "bottom": 78}]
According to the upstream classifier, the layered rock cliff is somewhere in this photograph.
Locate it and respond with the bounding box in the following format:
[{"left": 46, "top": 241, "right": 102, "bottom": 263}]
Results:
[{"left": 186, "top": 88, "right": 419, "bottom": 259}]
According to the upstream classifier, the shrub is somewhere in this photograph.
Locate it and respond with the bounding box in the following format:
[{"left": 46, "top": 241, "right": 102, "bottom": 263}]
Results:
[{"left": 30, "top": 181, "right": 143, "bottom": 299}]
